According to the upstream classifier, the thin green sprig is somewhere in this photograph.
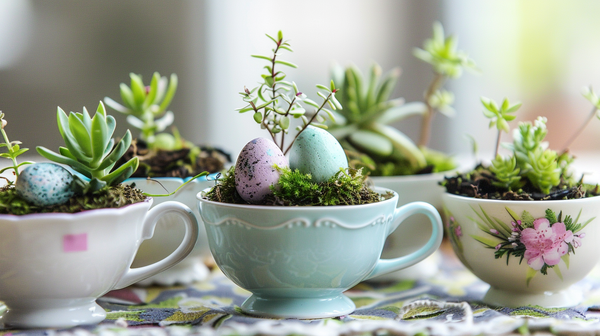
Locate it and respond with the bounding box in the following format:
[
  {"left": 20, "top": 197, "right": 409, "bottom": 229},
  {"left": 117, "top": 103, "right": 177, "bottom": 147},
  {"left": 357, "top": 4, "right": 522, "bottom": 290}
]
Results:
[
  {"left": 560, "top": 86, "right": 600, "bottom": 154},
  {"left": 141, "top": 171, "right": 209, "bottom": 197},
  {"left": 414, "top": 21, "right": 478, "bottom": 147},
  {"left": 237, "top": 31, "right": 341, "bottom": 154},
  {"left": 0, "top": 112, "right": 33, "bottom": 181},
  {"left": 481, "top": 97, "right": 521, "bottom": 158}
]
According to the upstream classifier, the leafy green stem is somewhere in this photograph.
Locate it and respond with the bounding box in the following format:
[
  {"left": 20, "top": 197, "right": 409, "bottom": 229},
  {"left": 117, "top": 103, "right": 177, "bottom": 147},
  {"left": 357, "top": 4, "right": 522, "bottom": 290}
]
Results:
[
  {"left": 284, "top": 91, "right": 334, "bottom": 155},
  {"left": 0, "top": 127, "right": 19, "bottom": 178},
  {"left": 418, "top": 73, "right": 446, "bottom": 147},
  {"left": 142, "top": 171, "right": 209, "bottom": 197},
  {"left": 561, "top": 105, "right": 597, "bottom": 155}
]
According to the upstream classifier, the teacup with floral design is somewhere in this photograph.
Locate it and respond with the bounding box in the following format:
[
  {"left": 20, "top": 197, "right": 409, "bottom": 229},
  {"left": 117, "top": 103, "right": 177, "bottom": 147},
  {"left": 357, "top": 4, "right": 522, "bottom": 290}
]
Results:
[{"left": 443, "top": 193, "right": 600, "bottom": 308}]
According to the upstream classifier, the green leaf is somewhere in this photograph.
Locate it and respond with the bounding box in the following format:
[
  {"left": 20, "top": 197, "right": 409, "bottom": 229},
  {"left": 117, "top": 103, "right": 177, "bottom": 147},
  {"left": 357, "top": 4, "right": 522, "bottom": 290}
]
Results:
[
  {"left": 505, "top": 206, "right": 521, "bottom": 223},
  {"left": 90, "top": 110, "right": 109, "bottom": 167},
  {"left": 470, "top": 234, "right": 501, "bottom": 248},
  {"left": 506, "top": 102, "right": 522, "bottom": 113},
  {"left": 102, "top": 157, "right": 139, "bottom": 186},
  {"left": 280, "top": 116, "right": 290, "bottom": 129},
  {"left": 303, "top": 99, "right": 320, "bottom": 108},
  {"left": 158, "top": 73, "right": 178, "bottom": 114},
  {"left": 562, "top": 254, "right": 570, "bottom": 269},
  {"left": 368, "top": 123, "right": 426, "bottom": 168},
  {"left": 236, "top": 105, "right": 253, "bottom": 113},
  {"left": 376, "top": 68, "right": 401, "bottom": 105},
  {"left": 130, "top": 73, "right": 146, "bottom": 108},
  {"left": 275, "top": 60, "right": 298, "bottom": 68},
  {"left": 59, "top": 146, "right": 77, "bottom": 160},
  {"left": 119, "top": 83, "right": 136, "bottom": 109},
  {"left": 265, "top": 33, "right": 277, "bottom": 44},
  {"left": 330, "top": 94, "right": 343, "bottom": 110},
  {"left": 82, "top": 107, "right": 93, "bottom": 129},
  {"left": 277, "top": 30, "right": 283, "bottom": 41},
  {"left": 143, "top": 72, "right": 160, "bottom": 110},
  {"left": 553, "top": 265, "right": 563, "bottom": 281},
  {"left": 253, "top": 112, "right": 262, "bottom": 123},
  {"left": 376, "top": 102, "right": 426, "bottom": 125},
  {"left": 97, "top": 130, "right": 132, "bottom": 171},
  {"left": 103, "top": 97, "right": 131, "bottom": 114},
  {"left": 68, "top": 112, "right": 92, "bottom": 157},
  {"left": 526, "top": 267, "right": 537, "bottom": 286},
  {"left": 36, "top": 146, "right": 91, "bottom": 178},
  {"left": 251, "top": 54, "right": 272, "bottom": 62},
  {"left": 316, "top": 84, "right": 329, "bottom": 91},
  {"left": 348, "top": 130, "right": 393, "bottom": 156}
]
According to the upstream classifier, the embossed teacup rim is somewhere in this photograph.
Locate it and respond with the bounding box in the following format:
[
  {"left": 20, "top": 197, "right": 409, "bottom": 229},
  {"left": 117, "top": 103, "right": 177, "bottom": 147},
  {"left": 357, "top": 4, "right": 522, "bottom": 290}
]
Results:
[
  {"left": 197, "top": 187, "right": 398, "bottom": 210},
  {"left": 443, "top": 192, "right": 600, "bottom": 205},
  {"left": 0, "top": 197, "right": 152, "bottom": 220}
]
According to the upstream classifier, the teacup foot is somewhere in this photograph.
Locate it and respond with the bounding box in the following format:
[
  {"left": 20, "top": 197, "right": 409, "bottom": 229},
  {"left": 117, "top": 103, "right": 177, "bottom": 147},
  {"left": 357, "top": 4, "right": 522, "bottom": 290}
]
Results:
[
  {"left": 241, "top": 294, "right": 355, "bottom": 319},
  {"left": 0, "top": 300, "right": 106, "bottom": 329},
  {"left": 483, "top": 286, "right": 583, "bottom": 308}
]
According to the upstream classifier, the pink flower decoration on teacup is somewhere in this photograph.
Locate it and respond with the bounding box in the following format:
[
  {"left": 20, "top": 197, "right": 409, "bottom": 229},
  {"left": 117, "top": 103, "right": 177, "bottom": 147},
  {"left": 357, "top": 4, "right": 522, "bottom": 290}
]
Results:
[{"left": 521, "top": 218, "right": 574, "bottom": 271}]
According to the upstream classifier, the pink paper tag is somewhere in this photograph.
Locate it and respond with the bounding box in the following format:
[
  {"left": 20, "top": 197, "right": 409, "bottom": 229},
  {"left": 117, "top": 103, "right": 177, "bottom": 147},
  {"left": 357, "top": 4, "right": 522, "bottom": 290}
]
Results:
[{"left": 63, "top": 233, "right": 88, "bottom": 252}]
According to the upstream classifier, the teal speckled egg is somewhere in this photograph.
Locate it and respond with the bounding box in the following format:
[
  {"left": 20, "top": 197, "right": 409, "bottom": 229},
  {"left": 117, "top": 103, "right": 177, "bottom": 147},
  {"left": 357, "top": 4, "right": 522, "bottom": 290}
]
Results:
[
  {"left": 16, "top": 163, "right": 75, "bottom": 206},
  {"left": 289, "top": 126, "right": 349, "bottom": 183}
]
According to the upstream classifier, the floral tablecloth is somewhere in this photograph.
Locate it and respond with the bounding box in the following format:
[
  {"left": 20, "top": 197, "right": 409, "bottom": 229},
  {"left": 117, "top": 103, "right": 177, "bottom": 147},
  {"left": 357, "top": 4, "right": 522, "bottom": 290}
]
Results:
[{"left": 3, "top": 243, "right": 600, "bottom": 336}]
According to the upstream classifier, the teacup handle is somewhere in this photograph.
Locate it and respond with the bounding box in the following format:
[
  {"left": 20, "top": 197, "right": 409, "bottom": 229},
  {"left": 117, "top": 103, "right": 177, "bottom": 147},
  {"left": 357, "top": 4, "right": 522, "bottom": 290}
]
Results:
[
  {"left": 365, "top": 201, "right": 443, "bottom": 280},
  {"left": 114, "top": 201, "right": 199, "bottom": 289}
]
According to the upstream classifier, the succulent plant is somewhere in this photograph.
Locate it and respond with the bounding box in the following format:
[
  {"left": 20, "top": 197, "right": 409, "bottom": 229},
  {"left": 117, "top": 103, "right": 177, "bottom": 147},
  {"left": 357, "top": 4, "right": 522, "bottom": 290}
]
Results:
[
  {"left": 37, "top": 101, "right": 139, "bottom": 191},
  {"left": 237, "top": 30, "right": 339, "bottom": 154},
  {"left": 481, "top": 97, "right": 521, "bottom": 157},
  {"left": 104, "top": 72, "right": 177, "bottom": 150},
  {"left": 489, "top": 155, "right": 522, "bottom": 190},
  {"left": 0, "top": 112, "right": 33, "bottom": 181},
  {"left": 329, "top": 64, "right": 428, "bottom": 174},
  {"left": 328, "top": 22, "right": 475, "bottom": 176},
  {"left": 443, "top": 98, "right": 589, "bottom": 199}
]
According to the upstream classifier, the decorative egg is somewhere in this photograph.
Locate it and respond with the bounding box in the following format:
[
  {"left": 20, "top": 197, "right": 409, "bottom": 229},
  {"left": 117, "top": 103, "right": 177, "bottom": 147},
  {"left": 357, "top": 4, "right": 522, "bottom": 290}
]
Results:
[
  {"left": 235, "top": 138, "right": 288, "bottom": 204},
  {"left": 289, "top": 126, "right": 349, "bottom": 183},
  {"left": 16, "top": 163, "right": 75, "bottom": 206}
]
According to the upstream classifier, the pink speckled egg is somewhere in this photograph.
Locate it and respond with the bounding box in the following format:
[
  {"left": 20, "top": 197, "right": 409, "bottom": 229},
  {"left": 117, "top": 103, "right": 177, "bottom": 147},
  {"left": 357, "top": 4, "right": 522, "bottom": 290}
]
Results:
[{"left": 235, "top": 138, "right": 288, "bottom": 204}]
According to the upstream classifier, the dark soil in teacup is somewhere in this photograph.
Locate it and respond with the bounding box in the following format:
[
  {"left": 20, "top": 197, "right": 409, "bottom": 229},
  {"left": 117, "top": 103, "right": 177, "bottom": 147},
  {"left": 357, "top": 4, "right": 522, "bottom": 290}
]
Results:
[{"left": 118, "top": 140, "right": 231, "bottom": 178}]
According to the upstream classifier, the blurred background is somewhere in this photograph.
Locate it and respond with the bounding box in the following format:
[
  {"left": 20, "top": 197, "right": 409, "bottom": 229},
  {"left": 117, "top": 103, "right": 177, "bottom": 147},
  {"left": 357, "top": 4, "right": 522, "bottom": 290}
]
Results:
[{"left": 1, "top": 0, "right": 600, "bottom": 168}]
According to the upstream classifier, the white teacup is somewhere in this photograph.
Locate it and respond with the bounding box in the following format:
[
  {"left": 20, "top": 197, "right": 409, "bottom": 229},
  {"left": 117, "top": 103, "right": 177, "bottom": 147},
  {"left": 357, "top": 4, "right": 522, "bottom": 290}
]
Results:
[{"left": 0, "top": 199, "right": 198, "bottom": 329}]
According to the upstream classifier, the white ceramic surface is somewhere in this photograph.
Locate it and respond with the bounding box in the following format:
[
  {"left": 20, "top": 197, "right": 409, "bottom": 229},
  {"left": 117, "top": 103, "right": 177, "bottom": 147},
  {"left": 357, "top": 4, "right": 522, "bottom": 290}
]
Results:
[
  {"left": 443, "top": 193, "right": 600, "bottom": 307},
  {"left": 127, "top": 177, "right": 215, "bottom": 285},
  {"left": 0, "top": 199, "right": 198, "bottom": 329},
  {"left": 370, "top": 173, "right": 446, "bottom": 280}
]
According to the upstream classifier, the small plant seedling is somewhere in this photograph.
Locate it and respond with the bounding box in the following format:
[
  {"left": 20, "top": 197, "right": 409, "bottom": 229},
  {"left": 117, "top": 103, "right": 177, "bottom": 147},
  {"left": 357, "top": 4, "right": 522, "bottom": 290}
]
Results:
[
  {"left": 104, "top": 72, "right": 178, "bottom": 150},
  {"left": 0, "top": 112, "right": 33, "bottom": 181},
  {"left": 443, "top": 95, "right": 600, "bottom": 200},
  {"left": 236, "top": 30, "right": 341, "bottom": 155}
]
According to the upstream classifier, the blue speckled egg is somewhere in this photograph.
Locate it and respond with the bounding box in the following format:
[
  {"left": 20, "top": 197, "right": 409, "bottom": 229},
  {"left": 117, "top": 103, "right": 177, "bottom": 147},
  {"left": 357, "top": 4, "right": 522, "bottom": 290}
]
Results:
[
  {"left": 16, "top": 163, "right": 75, "bottom": 206},
  {"left": 235, "top": 138, "right": 289, "bottom": 204},
  {"left": 289, "top": 126, "right": 349, "bottom": 183}
]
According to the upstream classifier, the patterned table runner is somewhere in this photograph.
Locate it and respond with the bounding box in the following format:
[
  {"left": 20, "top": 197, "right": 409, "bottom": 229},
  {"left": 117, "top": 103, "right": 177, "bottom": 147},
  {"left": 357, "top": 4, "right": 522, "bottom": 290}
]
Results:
[{"left": 2, "top": 245, "right": 600, "bottom": 336}]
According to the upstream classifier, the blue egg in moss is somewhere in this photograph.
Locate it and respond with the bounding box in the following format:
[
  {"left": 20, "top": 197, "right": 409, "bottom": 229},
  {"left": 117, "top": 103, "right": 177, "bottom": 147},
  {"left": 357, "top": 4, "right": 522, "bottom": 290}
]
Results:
[{"left": 16, "top": 163, "right": 75, "bottom": 206}]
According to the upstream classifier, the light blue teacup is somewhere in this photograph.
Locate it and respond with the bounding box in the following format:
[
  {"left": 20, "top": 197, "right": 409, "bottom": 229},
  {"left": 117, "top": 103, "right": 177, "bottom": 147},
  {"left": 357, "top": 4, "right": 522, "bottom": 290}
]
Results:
[{"left": 197, "top": 187, "right": 443, "bottom": 319}]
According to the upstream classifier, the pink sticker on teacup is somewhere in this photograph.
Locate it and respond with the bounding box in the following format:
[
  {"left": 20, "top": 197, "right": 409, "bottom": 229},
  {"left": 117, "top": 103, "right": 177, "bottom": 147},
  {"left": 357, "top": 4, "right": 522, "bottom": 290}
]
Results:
[{"left": 63, "top": 233, "right": 88, "bottom": 252}]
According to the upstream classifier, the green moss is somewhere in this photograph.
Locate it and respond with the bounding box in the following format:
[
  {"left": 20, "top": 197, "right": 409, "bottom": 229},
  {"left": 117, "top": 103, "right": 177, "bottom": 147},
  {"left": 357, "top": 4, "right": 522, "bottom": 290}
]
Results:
[
  {"left": 206, "top": 167, "right": 390, "bottom": 206},
  {"left": 0, "top": 184, "right": 146, "bottom": 215}
]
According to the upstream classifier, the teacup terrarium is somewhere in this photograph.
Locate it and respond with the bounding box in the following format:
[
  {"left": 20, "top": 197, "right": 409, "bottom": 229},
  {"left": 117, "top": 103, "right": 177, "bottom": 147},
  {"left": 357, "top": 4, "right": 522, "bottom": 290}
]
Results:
[
  {"left": 196, "top": 31, "right": 444, "bottom": 319},
  {"left": 0, "top": 105, "right": 198, "bottom": 328},
  {"left": 104, "top": 73, "right": 229, "bottom": 285},
  {"left": 441, "top": 94, "right": 600, "bottom": 308},
  {"left": 328, "top": 22, "right": 477, "bottom": 280}
]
